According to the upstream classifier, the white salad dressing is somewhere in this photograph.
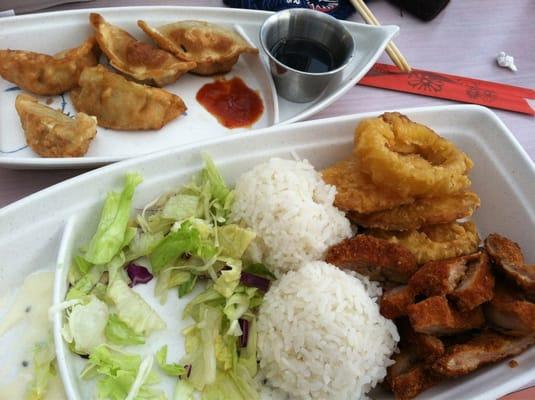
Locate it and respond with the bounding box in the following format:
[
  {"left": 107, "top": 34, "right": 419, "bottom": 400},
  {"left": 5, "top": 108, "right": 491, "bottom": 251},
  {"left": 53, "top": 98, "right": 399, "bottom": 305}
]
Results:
[{"left": 0, "top": 270, "right": 66, "bottom": 399}]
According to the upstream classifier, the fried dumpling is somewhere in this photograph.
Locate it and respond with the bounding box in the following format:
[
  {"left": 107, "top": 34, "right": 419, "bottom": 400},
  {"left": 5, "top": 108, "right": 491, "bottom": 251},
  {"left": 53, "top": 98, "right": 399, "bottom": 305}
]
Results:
[
  {"left": 15, "top": 94, "right": 97, "bottom": 157},
  {"left": 137, "top": 20, "right": 258, "bottom": 75},
  {"left": 90, "top": 13, "right": 196, "bottom": 86},
  {"left": 70, "top": 65, "right": 186, "bottom": 130},
  {"left": 0, "top": 37, "right": 99, "bottom": 95}
]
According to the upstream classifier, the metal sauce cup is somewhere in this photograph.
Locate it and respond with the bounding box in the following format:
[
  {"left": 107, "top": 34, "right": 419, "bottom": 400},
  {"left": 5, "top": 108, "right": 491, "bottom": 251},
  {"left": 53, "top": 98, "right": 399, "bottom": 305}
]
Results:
[{"left": 260, "top": 9, "right": 355, "bottom": 103}]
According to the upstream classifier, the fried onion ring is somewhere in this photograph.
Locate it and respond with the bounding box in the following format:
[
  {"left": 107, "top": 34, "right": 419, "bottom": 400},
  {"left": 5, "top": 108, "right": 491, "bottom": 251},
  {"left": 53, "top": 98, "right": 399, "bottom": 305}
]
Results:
[
  {"left": 348, "top": 191, "right": 480, "bottom": 231},
  {"left": 354, "top": 113, "right": 473, "bottom": 197},
  {"left": 322, "top": 158, "right": 414, "bottom": 213},
  {"left": 368, "top": 221, "right": 480, "bottom": 265}
]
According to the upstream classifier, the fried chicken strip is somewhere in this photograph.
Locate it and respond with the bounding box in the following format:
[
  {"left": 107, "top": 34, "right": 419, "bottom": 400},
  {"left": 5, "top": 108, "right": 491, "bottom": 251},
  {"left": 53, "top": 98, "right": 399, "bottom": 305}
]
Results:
[
  {"left": 484, "top": 283, "right": 535, "bottom": 336},
  {"left": 325, "top": 235, "right": 418, "bottom": 283},
  {"left": 432, "top": 331, "right": 535, "bottom": 378},
  {"left": 449, "top": 252, "right": 494, "bottom": 311},
  {"left": 321, "top": 158, "right": 414, "bottom": 214},
  {"left": 348, "top": 191, "right": 480, "bottom": 231},
  {"left": 407, "top": 296, "right": 485, "bottom": 336},
  {"left": 369, "top": 221, "right": 480, "bottom": 265},
  {"left": 485, "top": 233, "right": 535, "bottom": 296}
]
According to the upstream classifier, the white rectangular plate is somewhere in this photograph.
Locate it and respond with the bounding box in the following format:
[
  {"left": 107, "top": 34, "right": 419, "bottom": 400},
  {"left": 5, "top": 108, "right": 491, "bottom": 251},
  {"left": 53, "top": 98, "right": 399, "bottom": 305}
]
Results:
[
  {"left": 1, "top": 105, "right": 533, "bottom": 399},
  {"left": 0, "top": 6, "right": 397, "bottom": 169}
]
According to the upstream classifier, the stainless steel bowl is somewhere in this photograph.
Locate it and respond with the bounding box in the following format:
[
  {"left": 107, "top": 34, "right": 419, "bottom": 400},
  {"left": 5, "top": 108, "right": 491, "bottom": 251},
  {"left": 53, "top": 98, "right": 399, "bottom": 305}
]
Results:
[{"left": 260, "top": 9, "right": 355, "bottom": 103}]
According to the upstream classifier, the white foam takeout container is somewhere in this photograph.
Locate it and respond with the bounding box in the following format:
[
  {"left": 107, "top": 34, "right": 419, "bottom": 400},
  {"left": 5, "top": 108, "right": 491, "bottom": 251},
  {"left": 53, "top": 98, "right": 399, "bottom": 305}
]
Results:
[
  {"left": 0, "top": 105, "right": 533, "bottom": 399},
  {"left": 0, "top": 6, "right": 397, "bottom": 169}
]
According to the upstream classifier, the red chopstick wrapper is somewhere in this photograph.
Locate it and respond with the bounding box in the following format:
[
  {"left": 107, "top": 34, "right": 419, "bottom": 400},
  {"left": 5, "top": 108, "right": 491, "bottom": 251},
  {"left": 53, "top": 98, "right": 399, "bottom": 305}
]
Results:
[{"left": 359, "top": 63, "right": 535, "bottom": 116}]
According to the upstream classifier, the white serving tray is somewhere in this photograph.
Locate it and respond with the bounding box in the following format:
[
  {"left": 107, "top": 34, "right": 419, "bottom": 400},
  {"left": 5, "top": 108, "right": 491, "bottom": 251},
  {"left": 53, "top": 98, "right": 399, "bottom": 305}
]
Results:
[
  {"left": 0, "top": 6, "right": 397, "bottom": 169},
  {"left": 1, "top": 105, "right": 534, "bottom": 399}
]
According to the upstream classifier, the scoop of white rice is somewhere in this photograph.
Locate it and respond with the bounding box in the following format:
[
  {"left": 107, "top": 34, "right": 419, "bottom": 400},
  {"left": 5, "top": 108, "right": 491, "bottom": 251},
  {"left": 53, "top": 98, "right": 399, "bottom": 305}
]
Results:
[
  {"left": 230, "top": 158, "right": 352, "bottom": 275},
  {"left": 257, "top": 261, "right": 399, "bottom": 400}
]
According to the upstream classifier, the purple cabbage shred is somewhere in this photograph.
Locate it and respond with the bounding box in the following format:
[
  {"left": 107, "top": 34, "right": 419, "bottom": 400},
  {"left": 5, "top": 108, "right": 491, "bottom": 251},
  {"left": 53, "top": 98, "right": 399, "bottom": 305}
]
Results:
[
  {"left": 240, "top": 271, "right": 270, "bottom": 292},
  {"left": 239, "top": 319, "right": 249, "bottom": 347},
  {"left": 126, "top": 263, "right": 153, "bottom": 287}
]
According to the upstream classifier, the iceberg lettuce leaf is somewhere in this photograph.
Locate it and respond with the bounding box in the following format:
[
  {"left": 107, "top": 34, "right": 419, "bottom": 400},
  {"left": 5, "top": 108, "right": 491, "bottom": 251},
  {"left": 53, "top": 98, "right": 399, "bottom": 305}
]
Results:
[
  {"left": 217, "top": 225, "right": 256, "bottom": 259},
  {"left": 155, "top": 345, "right": 185, "bottom": 376},
  {"left": 105, "top": 314, "right": 145, "bottom": 345},
  {"left": 162, "top": 194, "right": 200, "bottom": 221},
  {"left": 182, "top": 305, "right": 221, "bottom": 390},
  {"left": 107, "top": 279, "right": 166, "bottom": 336},
  {"left": 149, "top": 222, "right": 200, "bottom": 274},
  {"left": 68, "top": 296, "right": 109, "bottom": 354},
  {"left": 84, "top": 173, "right": 142, "bottom": 265}
]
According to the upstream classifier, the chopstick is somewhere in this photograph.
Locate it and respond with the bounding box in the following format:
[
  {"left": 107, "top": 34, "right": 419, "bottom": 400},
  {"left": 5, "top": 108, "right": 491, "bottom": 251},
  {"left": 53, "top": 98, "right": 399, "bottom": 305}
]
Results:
[{"left": 349, "top": 0, "right": 412, "bottom": 73}]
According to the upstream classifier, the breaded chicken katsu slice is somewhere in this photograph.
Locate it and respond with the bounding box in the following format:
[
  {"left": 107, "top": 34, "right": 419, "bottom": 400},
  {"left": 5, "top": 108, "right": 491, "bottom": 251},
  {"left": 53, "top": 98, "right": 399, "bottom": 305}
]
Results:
[
  {"left": 325, "top": 234, "right": 418, "bottom": 283},
  {"left": 380, "top": 285, "right": 416, "bottom": 319},
  {"left": 485, "top": 233, "right": 535, "bottom": 297},
  {"left": 484, "top": 283, "right": 535, "bottom": 336},
  {"left": 407, "top": 296, "right": 485, "bottom": 336},
  {"left": 432, "top": 331, "right": 535, "bottom": 377},
  {"left": 386, "top": 348, "right": 442, "bottom": 400},
  {"left": 448, "top": 252, "right": 494, "bottom": 311}
]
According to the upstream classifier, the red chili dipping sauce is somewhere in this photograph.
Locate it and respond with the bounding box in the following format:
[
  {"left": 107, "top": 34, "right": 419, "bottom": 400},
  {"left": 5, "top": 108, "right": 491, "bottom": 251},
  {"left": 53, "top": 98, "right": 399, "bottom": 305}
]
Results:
[{"left": 196, "top": 77, "right": 264, "bottom": 129}]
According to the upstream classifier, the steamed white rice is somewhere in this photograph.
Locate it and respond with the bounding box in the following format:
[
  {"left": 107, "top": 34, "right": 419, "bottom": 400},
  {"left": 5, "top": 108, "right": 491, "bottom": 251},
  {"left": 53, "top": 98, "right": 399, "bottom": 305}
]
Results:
[
  {"left": 230, "top": 158, "right": 352, "bottom": 275},
  {"left": 257, "top": 261, "right": 399, "bottom": 400}
]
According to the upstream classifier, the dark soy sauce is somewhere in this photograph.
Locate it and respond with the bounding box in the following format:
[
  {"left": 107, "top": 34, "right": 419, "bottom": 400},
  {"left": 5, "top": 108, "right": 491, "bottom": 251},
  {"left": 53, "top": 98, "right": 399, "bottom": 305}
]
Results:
[{"left": 271, "top": 38, "right": 337, "bottom": 73}]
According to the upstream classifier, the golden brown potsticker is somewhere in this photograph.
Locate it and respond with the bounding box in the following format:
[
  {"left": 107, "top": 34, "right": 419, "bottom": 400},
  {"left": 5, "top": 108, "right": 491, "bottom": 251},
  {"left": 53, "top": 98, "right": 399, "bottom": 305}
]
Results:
[
  {"left": 70, "top": 65, "right": 186, "bottom": 130},
  {"left": 0, "top": 37, "right": 99, "bottom": 95},
  {"left": 15, "top": 94, "right": 97, "bottom": 157},
  {"left": 138, "top": 19, "right": 258, "bottom": 75},
  {"left": 90, "top": 13, "right": 196, "bottom": 86}
]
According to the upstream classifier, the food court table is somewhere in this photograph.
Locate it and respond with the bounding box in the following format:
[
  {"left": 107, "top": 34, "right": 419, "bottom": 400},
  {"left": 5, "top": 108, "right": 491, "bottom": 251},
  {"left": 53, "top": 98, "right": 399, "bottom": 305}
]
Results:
[{"left": 0, "top": 0, "right": 533, "bottom": 210}]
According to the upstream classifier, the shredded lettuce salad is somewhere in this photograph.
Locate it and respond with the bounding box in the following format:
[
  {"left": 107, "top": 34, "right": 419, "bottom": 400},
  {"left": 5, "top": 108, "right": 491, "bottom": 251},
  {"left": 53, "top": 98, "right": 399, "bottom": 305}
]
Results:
[{"left": 56, "top": 155, "right": 274, "bottom": 400}]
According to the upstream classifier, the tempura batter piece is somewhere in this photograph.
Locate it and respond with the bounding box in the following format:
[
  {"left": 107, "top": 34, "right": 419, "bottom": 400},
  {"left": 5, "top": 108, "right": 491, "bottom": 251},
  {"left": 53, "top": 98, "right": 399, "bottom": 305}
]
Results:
[
  {"left": 449, "top": 252, "right": 494, "bottom": 311},
  {"left": 348, "top": 191, "right": 480, "bottom": 231},
  {"left": 90, "top": 13, "right": 196, "bottom": 86},
  {"left": 0, "top": 37, "right": 99, "bottom": 95},
  {"left": 70, "top": 65, "right": 186, "bottom": 130},
  {"left": 354, "top": 113, "right": 473, "bottom": 198},
  {"left": 326, "top": 235, "right": 418, "bottom": 283},
  {"left": 407, "top": 296, "right": 485, "bottom": 336},
  {"left": 138, "top": 19, "right": 258, "bottom": 75},
  {"left": 484, "top": 283, "right": 535, "bottom": 336},
  {"left": 322, "top": 158, "right": 415, "bottom": 214},
  {"left": 15, "top": 94, "right": 97, "bottom": 157},
  {"left": 369, "top": 222, "right": 480, "bottom": 265},
  {"left": 432, "top": 331, "right": 535, "bottom": 378},
  {"left": 485, "top": 233, "right": 535, "bottom": 296},
  {"left": 380, "top": 285, "right": 416, "bottom": 319}
]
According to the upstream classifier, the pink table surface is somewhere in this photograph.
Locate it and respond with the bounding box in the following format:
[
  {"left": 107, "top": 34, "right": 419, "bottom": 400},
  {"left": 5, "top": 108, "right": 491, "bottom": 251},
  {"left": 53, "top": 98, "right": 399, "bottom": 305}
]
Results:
[{"left": 0, "top": 0, "right": 533, "bottom": 212}]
